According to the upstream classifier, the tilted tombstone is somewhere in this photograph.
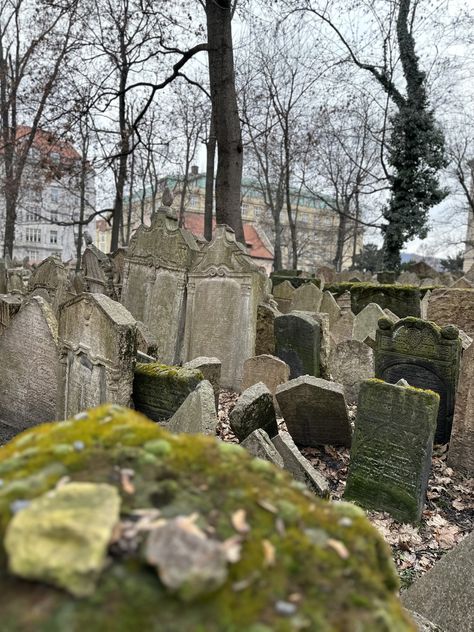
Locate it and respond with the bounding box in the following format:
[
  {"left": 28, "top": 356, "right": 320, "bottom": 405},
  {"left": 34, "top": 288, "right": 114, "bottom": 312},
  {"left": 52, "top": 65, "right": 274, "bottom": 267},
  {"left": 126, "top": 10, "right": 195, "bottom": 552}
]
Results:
[
  {"left": 82, "top": 244, "right": 117, "bottom": 299},
  {"left": 121, "top": 205, "right": 199, "bottom": 365},
  {"left": 447, "top": 342, "right": 474, "bottom": 475},
  {"left": 320, "top": 291, "right": 341, "bottom": 329},
  {"left": 58, "top": 293, "right": 137, "bottom": 419},
  {"left": 0, "top": 296, "right": 59, "bottom": 440},
  {"left": 274, "top": 312, "right": 321, "bottom": 379},
  {"left": 427, "top": 288, "right": 474, "bottom": 336},
  {"left": 241, "top": 354, "right": 290, "bottom": 397},
  {"left": 328, "top": 339, "right": 374, "bottom": 404},
  {"left": 276, "top": 375, "right": 352, "bottom": 447},
  {"left": 374, "top": 317, "right": 462, "bottom": 443},
  {"left": 183, "top": 225, "right": 265, "bottom": 390},
  {"left": 28, "top": 256, "right": 73, "bottom": 315},
  {"left": 289, "top": 282, "right": 323, "bottom": 313},
  {"left": 272, "top": 280, "right": 295, "bottom": 314},
  {"left": 344, "top": 379, "right": 439, "bottom": 523},
  {"left": 0, "top": 294, "right": 22, "bottom": 335}
]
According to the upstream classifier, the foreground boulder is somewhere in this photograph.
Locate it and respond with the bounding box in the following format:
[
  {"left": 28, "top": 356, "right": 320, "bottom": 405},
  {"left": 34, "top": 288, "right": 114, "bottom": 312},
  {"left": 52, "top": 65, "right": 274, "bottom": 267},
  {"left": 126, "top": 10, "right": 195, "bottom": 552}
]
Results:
[{"left": 0, "top": 405, "right": 414, "bottom": 630}]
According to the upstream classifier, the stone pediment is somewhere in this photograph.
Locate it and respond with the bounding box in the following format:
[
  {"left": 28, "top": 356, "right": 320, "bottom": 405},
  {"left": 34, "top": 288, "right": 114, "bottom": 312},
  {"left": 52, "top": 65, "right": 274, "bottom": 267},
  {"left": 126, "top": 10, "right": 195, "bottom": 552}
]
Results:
[{"left": 190, "top": 225, "right": 260, "bottom": 277}]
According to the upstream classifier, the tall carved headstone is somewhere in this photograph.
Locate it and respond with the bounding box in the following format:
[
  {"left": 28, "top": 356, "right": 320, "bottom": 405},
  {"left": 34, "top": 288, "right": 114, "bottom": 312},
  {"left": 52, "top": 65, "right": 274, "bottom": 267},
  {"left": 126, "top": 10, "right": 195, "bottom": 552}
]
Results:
[
  {"left": 183, "top": 225, "right": 265, "bottom": 390},
  {"left": 28, "top": 256, "right": 73, "bottom": 315},
  {"left": 122, "top": 205, "right": 199, "bottom": 365},
  {"left": 0, "top": 296, "right": 59, "bottom": 440},
  {"left": 344, "top": 379, "right": 439, "bottom": 523},
  {"left": 82, "top": 244, "right": 117, "bottom": 299},
  {"left": 375, "top": 317, "right": 462, "bottom": 443},
  {"left": 58, "top": 293, "right": 137, "bottom": 418},
  {"left": 274, "top": 312, "right": 321, "bottom": 379}
]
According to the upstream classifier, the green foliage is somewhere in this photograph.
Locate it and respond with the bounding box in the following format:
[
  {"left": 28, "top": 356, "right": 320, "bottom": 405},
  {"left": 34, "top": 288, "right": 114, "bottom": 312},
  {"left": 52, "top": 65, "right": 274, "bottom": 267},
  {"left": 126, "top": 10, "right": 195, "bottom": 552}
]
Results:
[
  {"left": 440, "top": 252, "right": 464, "bottom": 273},
  {"left": 351, "top": 243, "right": 384, "bottom": 273}
]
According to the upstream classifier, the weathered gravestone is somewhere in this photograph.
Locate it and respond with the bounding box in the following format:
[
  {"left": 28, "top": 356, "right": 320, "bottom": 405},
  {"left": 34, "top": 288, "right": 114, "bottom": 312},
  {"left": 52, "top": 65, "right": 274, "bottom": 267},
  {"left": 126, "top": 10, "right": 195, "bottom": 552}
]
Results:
[
  {"left": 0, "top": 294, "right": 21, "bottom": 335},
  {"left": 352, "top": 302, "right": 386, "bottom": 344},
  {"left": 427, "top": 288, "right": 474, "bottom": 336},
  {"left": 450, "top": 276, "right": 472, "bottom": 289},
  {"left": 375, "top": 317, "right": 461, "bottom": 443},
  {"left": 183, "top": 225, "right": 265, "bottom": 390},
  {"left": 241, "top": 354, "right": 290, "bottom": 398},
  {"left": 401, "top": 531, "right": 474, "bottom": 632},
  {"left": 0, "top": 258, "right": 7, "bottom": 293},
  {"left": 330, "top": 311, "right": 355, "bottom": 347},
  {"left": 109, "top": 247, "right": 127, "bottom": 300},
  {"left": 82, "top": 244, "right": 117, "bottom": 299},
  {"left": 336, "top": 290, "right": 352, "bottom": 313},
  {"left": 447, "top": 342, "right": 474, "bottom": 475},
  {"left": 58, "top": 293, "right": 137, "bottom": 418},
  {"left": 329, "top": 340, "right": 374, "bottom": 404},
  {"left": 240, "top": 428, "right": 284, "bottom": 467},
  {"left": 122, "top": 203, "right": 199, "bottom": 365},
  {"left": 229, "top": 382, "right": 278, "bottom": 442},
  {"left": 344, "top": 379, "right": 439, "bottom": 523},
  {"left": 320, "top": 290, "right": 341, "bottom": 329},
  {"left": 0, "top": 296, "right": 58, "bottom": 441},
  {"left": 272, "top": 279, "right": 294, "bottom": 314},
  {"left": 184, "top": 356, "right": 221, "bottom": 408},
  {"left": 28, "top": 256, "right": 73, "bottom": 315},
  {"left": 274, "top": 312, "right": 321, "bottom": 379},
  {"left": 167, "top": 380, "right": 217, "bottom": 436},
  {"left": 276, "top": 375, "right": 352, "bottom": 447},
  {"left": 255, "top": 303, "right": 279, "bottom": 355},
  {"left": 289, "top": 282, "right": 323, "bottom": 313}
]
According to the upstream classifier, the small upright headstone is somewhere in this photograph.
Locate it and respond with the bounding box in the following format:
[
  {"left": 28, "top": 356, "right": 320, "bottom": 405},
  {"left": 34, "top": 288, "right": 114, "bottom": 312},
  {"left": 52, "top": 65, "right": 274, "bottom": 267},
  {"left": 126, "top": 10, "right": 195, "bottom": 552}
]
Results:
[
  {"left": 274, "top": 312, "right": 321, "bottom": 379},
  {"left": 272, "top": 279, "right": 295, "bottom": 314},
  {"left": 289, "top": 283, "right": 323, "bottom": 313},
  {"left": 352, "top": 302, "right": 385, "bottom": 343},
  {"left": 328, "top": 340, "right": 374, "bottom": 404},
  {"left": 375, "top": 317, "right": 462, "bottom": 443},
  {"left": 241, "top": 354, "right": 290, "bottom": 399},
  {"left": 398, "top": 271, "right": 420, "bottom": 286},
  {"left": 82, "top": 244, "right": 116, "bottom": 299},
  {"left": 167, "top": 380, "right": 217, "bottom": 436},
  {"left": 344, "top": 379, "right": 439, "bottom": 523},
  {"left": 184, "top": 356, "right": 221, "bottom": 409},
  {"left": 320, "top": 291, "right": 341, "bottom": 329},
  {"left": 255, "top": 303, "right": 279, "bottom": 356},
  {"left": 229, "top": 382, "right": 278, "bottom": 442},
  {"left": 448, "top": 342, "right": 474, "bottom": 475},
  {"left": 276, "top": 375, "right": 352, "bottom": 447},
  {"left": 336, "top": 291, "right": 352, "bottom": 314},
  {"left": 377, "top": 271, "right": 396, "bottom": 284},
  {"left": 28, "top": 256, "right": 73, "bottom": 315}
]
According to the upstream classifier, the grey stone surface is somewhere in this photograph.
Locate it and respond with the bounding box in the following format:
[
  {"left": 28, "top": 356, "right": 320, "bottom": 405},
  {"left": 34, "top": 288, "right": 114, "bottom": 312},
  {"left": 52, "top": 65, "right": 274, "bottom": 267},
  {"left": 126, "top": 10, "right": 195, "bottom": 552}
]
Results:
[
  {"left": 450, "top": 276, "right": 473, "bottom": 289},
  {"left": 406, "top": 611, "right": 445, "bottom": 632},
  {"left": 352, "top": 302, "right": 386, "bottom": 344},
  {"left": 344, "top": 379, "right": 438, "bottom": 523},
  {"left": 122, "top": 206, "right": 199, "bottom": 365},
  {"left": 136, "top": 321, "right": 158, "bottom": 357},
  {"left": 0, "top": 296, "right": 59, "bottom": 436},
  {"left": 183, "top": 226, "right": 265, "bottom": 390},
  {"left": 240, "top": 428, "right": 284, "bottom": 467},
  {"left": 420, "top": 290, "right": 431, "bottom": 320},
  {"left": 272, "top": 431, "right": 329, "bottom": 497},
  {"left": 328, "top": 340, "right": 374, "bottom": 403},
  {"left": 241, "top": 354, "right": 290, "bottom": 402},
  {"left": 82, "top": 245, "right": 117, "bottom": 299},
  {"left": 401, "top": 532, "right": 474, "bottom": 632},
  {"left": 427, "top": 288, "right": 474, "bottom": 336},
  {"left": 272, "top": 280, "right": 295, "bottom": 314},
  {"left": 274, "top": 312, "right": 321, "bottom": 379},
  {"left": 229, "top": 382, "right": 278, "bottom": 441},
  {"left": 28, "top": 256, "right": 74, "bottom": 315},
  {"left": 167, "top": 380, "right": 217, "bottom": 436},
  {"left": 276, "top": 375, "right": 352, "bottom": 447},
  {"left": 320, "top": 291, "right": 341, "bottom": 329},
  {"left": 0, "top": 294, "right": 22, "bottom": 335},
  {"left": 336, "top": 291, "right": 352, "bottom": 314},
  {"left": 58, "top": 293, "right": 137, "bottom": 419},
  {"left": 330, "top": 311, "right": 355, "bottom": 347},
  {"left": 255, "top": 303, "right": 279, "bottom": 356},
  {"left": 448, "top": 342, "right": 474, "bottom": 474},
  {"left": 289, "top": 283, "right": 323, "bottom": 313},
  {"left": 184, "top": 356, "right": 221, "bottom": 409}
]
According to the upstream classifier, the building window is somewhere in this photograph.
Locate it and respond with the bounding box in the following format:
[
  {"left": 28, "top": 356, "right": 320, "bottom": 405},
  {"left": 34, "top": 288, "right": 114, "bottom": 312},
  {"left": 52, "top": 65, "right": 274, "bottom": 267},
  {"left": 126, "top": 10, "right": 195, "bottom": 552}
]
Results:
[
  {"left": 50, "top": 188, "right": 60, "bottom": 203},
  {"left": 50, "top": 209, "right": 58, "bottom": 223},
  {"left": 25, "top": 228, "right": 41, "bottom": 243},
  {"left": 301, "top": 213, "right": 310, "bottom": 224},
  {"left": 51, "top": 152, "right": 60, "bottom": 164},
  {"left": 189, "top": 195, "right": 197, "bottom": 208},
  {"left": 50, "top": 230, "right": 58, "bottom": 244}
]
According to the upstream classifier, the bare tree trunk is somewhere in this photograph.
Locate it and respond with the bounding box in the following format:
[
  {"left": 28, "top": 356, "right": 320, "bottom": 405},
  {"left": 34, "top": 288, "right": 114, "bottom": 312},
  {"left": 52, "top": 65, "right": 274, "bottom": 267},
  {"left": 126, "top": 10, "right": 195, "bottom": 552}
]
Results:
[
  {"left": 334, "top": 212, "right": 348, "bottom": 272},
  {"left": 204, "top": 113, "right": 216, "bottom": 241},
  {"left": 111, "top": 48, "right": 129, "bottom": 252},
  {"left": 205, "top": 0, "right": 244, "bottom": 243},
  {"left": 273, "top": 215, "right": 283, "bottom": 271}
]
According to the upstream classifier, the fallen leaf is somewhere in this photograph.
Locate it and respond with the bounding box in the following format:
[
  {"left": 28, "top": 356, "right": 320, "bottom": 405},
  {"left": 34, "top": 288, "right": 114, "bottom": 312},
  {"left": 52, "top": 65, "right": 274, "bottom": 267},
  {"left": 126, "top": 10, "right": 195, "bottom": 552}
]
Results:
[
  {"left": 120, "top": 469, "right": 135, "bottom": 495},
  {"left": 221, "top": 536, "right": 242, "bottom": 564},
  {"left": 231, "top": 509, "right": 250, "bottom": 534},
  {"left": 262, "top": 539, "right": 276, "bottom": 567},
  {"left": 327, "top": 538, "right": 349, "bottom": 559}
]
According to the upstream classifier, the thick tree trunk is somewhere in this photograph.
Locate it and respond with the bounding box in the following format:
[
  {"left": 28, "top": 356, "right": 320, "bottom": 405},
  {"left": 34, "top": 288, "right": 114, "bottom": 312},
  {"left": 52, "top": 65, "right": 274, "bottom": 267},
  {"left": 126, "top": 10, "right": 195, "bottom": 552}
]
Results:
[
  {"left": 111, "top": 56, "right": 129, "bottom": 252},
  {"left": 205, "top": 0, "right": 244, "bottom": 244},
  {"left": 204, "top": 113, "right": 216, "bottom": 241}
]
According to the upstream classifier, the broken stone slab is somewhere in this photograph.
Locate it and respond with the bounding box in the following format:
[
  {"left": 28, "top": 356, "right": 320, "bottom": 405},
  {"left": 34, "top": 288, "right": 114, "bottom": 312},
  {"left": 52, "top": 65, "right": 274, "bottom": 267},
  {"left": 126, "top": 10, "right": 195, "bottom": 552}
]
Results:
[
  {"left": 167, "top": 380, "right": 217, "bottom": 436},
  {"left": 136, "top": 320, "right": 158, "bottom": 357},
  {"left": 240, "top": 428, "right": 284, "bottom": 467},
  {"left": 272, "top": 431, "right": 329, "bottom": 498},
  {"left": 275, "top": 375, "right": 352, "bottom": 447},
  {"left": 5, "top": 482, "right": 121, "bottom": 597},
  {"left": 401, "top": 532, "right": 474, "bottom": 632},
  {"left": 229, "top": 382, "right": 278, "bottom": 442},
  {"left": 184, "top": 356, "right": 221, "bottom": 409}
]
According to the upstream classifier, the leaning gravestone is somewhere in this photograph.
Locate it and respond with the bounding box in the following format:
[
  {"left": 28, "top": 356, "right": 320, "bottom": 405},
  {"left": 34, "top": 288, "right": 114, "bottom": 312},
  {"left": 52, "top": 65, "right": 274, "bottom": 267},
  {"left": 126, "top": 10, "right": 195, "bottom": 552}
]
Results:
[
  {"left": 183, "top": 225, "right": 265, "bottom": 390},
  {"left": 272, "top": 279, "right": 295, "bottom": 314},
  {"left": 0, "top": 296, "right": 58, "bottom": 441},
  {"left": 241, "top": 354, "right": 290, "bottom": 398},
  {"left": 184, "top": 356, "right": 221, "bottom": 409},
  {"left": 82, "top": 244, "right": 117, "bottom": 299},
  {"left": 167, "top": 380, "right": 217, "bottom": 436},
  {"left": 450, "top": 276, "right": 472, "bottom": 289},
  {"left": 427, "top": 288, "right": 474, "bottom": 336},
  {"left": 255, "top": 303, "right": 279, "bottom": 355},
  {"left": 28, "top": 256, "right": 73, "bottom": 315},
  {"left": 329, "top": 340, "right": 374, "bottom": 404},
  {"left": 229, "top": 382, "right": 278, "bottom": 442},
  {"left": 320, "top": 290, "right": 341, "bottom": 329},
  {"left": 274, "top": 312, "right": 321, "bottom": 379},
  {"left": 57, "top": 293, "right": 137, "bottom": 418},
  {"left": 375, "top": 317, "right": 461, "bottom": 443},
  {"left": 344, "top": 379, "right": 439, "bottom": 523},
  {"left": 276, "top": 375, "right": 352, "bottom": 447},
  {"left": 352, "top": 302, "right": 387, "bottom": 344},
  {"left": 447, "top": 342, "right": 474, "bottom": 475},
  {"left": 289, "top": 282, "right": 323, "bottom": 313},
  {"left": 122, "top": 202, "right": 199, "bottom": 365},
  {"left": 0, "top": 294, "right": 22, "bottom": 335},
  {"left": 330, "top": 311, "right": 355, "bottom": 347}
]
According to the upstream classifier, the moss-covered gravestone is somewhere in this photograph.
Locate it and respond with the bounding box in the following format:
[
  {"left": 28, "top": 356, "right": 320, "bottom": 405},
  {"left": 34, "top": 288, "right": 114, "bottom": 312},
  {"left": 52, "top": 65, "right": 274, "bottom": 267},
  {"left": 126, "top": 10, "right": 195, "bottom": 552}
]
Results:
[
  {"left": 274, "top": 312, "right": 321, "bottom": 379},
  {"left": 0, "top": 404, "right": 415, "bottom": 630},
  {"left": 375, "top": 318, "right": 462, "bottom": 444},
  {"left": 350, "top": 284, "right": 421, "bottom": 318},
  {"left": 344, "top": 379, "right": 439, "bottom": 523}
]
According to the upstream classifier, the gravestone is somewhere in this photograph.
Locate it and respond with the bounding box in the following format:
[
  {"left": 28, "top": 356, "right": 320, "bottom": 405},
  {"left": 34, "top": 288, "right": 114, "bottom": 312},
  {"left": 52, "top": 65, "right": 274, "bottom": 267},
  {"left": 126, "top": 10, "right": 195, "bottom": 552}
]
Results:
[
  {"left": 352, "top": 302, "right": 385, "bottom": 343},
  {"left": 274, "top": 312, "right": 321, "bottom": 379},
  {"left": 402, "top": 532, "right": 474, "bottom": 632},
  {"left": 320, "top": 291, "right": 341, "bottom": 329},
  {"left": 0, "top": 294, "right": 22, "bottom": 335},
  {"left": 289, "top": 282, "right": 322, "bottom": 313},
  {"left": 450, "top": 276, "right": 472, "bottom": 289},
  {"left": 240, "top": 428, "right": 284, "bottom": 467},
  {"left": 184, "top": 356, "right": 221, "bottom": 409},
  {"left": 330, "top": 311, "right": 355, "bottom": 347},
  {"left": 58, "top": 293, "right": 137, "bottom": 418},
  {"left": 109, "top": 247, "right": 127, "bottom": 300},
  {"left": 255, "top": 303, "right": 279, "bottom": 355},
  {"left": 7, "top": 270, "right": 24, "bottom": 294},
  {"left": 447, "top": 342, "right": 474, "bottom": 474},
  {"left": 408, "top": 261, "right": 438, "bottom": 279},
  {"left": 420, "top": 289, "right": 431, "bottom": 320},
  {"left": 276, "top": 375, "right": 352, "bottom": 447},
  {"left": 329, "top": 340, "right": 374, "bottom": 404},
  {"left": 0, "top": 258, "right": 7, "bottom": 293},
  {"left": 122, "top": 204, "right": 199, "bottom": 365},
  {"left": 136, "top": 321, "right": 158, "bottom": 357},
  {"left": 315, "top": 265, "right": 336, "bottom": 283},
  {"left": 229, "top": 382, "right": 278, "bottom": 442},
  {"left": 28, "top": 256, "right": 73, "bottom": 315},
  {"left": 344, "top": 379, "right": 439, "bottom": 523},
  {"left": 272, "top": 279, "right": 294, "bottom": 314},
  {"left": 0, "top": 296, "right": 59, "bottom": 440},
  {"left": 377, "top": 271, "right": 396, "bottom": 284},
  {"left": 375, "top": 317, "right": 462, "bottom": 443},
  {"left": 82, "top": 244, "right": 116, "bottom": 299},
  {"left": 241, "top": 354, "right": 290, "bottom": 401},
  {"left": 183, "top": 225, "right": 265, "bottom": 390},
  {"left": 336, "top": 290, "right": 352, "bottom": 313},
  {"left": 398, "top": 271, "right": 420, "bottom": 286},
  {"left": 427, "top": 288, "right": 474, "bottom": 336},
  {"left": 167, "top": 380, "right": 217, "bottom": 436}
]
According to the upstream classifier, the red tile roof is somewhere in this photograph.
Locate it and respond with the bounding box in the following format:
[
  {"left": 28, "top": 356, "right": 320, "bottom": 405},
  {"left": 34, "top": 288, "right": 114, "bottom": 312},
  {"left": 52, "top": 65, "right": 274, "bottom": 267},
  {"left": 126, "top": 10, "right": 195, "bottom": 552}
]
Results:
[
  {"left": 183, "top": 212, "right": 273, "bottom": 261},
  {"left": 0, "top": 126, "right": 81, "bottom": 160}
]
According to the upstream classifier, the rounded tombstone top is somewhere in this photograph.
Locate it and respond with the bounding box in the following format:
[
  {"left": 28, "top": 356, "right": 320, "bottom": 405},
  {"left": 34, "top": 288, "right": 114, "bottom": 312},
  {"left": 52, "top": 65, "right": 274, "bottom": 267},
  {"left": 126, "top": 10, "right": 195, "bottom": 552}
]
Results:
[
  {"left": 441, "top": 324, "right": 460, "bottom": 340},
  {"left": 378, "top": 316, "right": 393, "bottom": 330}
]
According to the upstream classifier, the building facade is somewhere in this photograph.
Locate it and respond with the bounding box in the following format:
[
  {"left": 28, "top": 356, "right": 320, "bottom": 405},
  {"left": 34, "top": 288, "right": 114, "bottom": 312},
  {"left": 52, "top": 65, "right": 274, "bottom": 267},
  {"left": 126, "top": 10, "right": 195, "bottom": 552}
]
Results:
[{"left": 0, "top": 127, "right": 96, "bottom": 264}]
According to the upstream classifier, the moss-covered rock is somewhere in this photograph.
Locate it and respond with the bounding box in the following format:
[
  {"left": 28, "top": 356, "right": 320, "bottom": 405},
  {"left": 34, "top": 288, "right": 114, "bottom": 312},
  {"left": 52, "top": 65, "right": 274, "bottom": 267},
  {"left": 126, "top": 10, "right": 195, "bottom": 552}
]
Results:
[
  {"left": 0, "top": 405, "right": 415, "bottom": 631},
  {"left": 133, "top": 362, "right": 203, "bottom": 421}
]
